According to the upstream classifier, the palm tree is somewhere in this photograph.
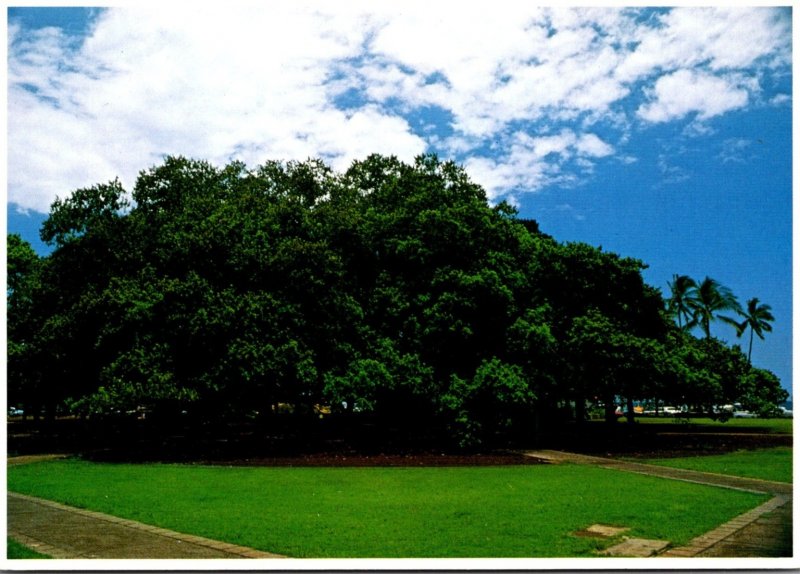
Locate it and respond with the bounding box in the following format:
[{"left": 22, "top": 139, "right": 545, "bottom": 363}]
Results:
[
  {"left": 736, "top": 297, "right": 774, "bottom": 364},
  {"left": 690, "top": 277, "right": 742, "bottom": 339},
  {"left": 666, "top": 274, "right": 698, "bottom": 330}
]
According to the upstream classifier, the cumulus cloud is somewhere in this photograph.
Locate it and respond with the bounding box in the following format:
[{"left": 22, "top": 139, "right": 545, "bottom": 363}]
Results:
[
  {"left": 7, "top": 4, "right": 791, "bottom": 211},
  {"left": 614, "top": 7, "right": 791, "bottom": 83},
  {"left": 462, "top": 129, "right": 610, "bottom": 199},
  {"left": 636, "top": 69, "right": 750, "bottom": 123},
  {"left": 576, "top": 134, "right": 614, "bottom": 158},
  {"left": 8, "top": 4, "right": 428, "bottom": 210}
]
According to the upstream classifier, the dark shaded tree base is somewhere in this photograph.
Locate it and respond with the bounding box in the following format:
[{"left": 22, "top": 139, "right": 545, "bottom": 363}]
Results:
[
  {"left": 8, "top": 416, "right": 791, "bottom": 465},
  {"left": 536, "top": 421, "right": 792, "bottom": 459}
]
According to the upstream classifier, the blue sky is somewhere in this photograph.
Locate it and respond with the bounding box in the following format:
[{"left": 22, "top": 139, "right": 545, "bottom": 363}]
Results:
[{"left": 6, "top": 5, "right": 793, "bottom": 396}]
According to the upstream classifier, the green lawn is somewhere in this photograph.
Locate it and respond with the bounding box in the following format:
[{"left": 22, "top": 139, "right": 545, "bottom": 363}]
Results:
[
  {"left": 8, "top": 459, "right": 769, "bottom": 558},
  {"left": 632, "top": 417, "right": 792, "bottom": 434},
  {"left": 7, "top": 537, "right": 50, "bottom": 559},
  {"left": 643, "top": 447, "right": 792, "bottom": 483}
]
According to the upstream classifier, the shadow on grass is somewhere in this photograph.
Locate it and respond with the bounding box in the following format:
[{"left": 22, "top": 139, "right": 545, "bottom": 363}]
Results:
[{"left": 8, "top": 414, "right": 792, "bottom": 465}]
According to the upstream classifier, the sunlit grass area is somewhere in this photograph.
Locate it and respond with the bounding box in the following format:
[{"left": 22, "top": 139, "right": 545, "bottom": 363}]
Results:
[
  {"left": 8, "top": 459, "right": 768, "bottom": 558},
  {"left": 642, "top": 447, "right": 792, "bottom": 483}
]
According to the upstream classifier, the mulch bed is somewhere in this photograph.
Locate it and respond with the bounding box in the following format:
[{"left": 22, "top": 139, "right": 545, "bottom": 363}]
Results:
[
  {"left": 198, "top": 451, "right": 547, "bottom": 467},
  {"left": 10, "top": 417, "right": 791, "bottom": 466}
]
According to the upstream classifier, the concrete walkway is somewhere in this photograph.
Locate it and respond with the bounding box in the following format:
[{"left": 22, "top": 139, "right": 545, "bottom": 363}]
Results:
[
  {"left": 8, "top": 492, "right": 284, "bottom": 559},
  {"left": 523, "top": 449, "right": 793, "bottom": 558}
]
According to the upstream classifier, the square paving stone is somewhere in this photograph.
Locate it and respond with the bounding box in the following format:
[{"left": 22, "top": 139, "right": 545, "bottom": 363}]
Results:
[
  {"left": 603, "top": 538, "right": 671, "bottom": 557},
  {"left": 585, "top": 524, "right": 630, "bottom": 537}
]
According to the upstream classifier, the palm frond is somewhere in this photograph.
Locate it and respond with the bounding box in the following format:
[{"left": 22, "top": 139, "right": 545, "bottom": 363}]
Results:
[{"left": 718, "top": 315, "right": 742, "bottom": 330}]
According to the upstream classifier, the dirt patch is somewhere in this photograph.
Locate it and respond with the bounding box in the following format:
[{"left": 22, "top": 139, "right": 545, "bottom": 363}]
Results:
[{"left": 573, "top": 530, "right": 605, "bottom": 538}]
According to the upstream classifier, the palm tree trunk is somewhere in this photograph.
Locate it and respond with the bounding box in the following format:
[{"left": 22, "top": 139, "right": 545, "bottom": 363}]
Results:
[{"left": 748, "top": 328, "right": 754, "bottom": 365}]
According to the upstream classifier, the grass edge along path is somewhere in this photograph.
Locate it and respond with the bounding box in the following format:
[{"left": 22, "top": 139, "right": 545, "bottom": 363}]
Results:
[
  {"left": 7, "top": 536, "right": 52, "bottom": 560},
  {"left": 642, "top": 447, "right": 792, "bottom": 484},
  {"left": 8, "top": 459, "right": 770, "bottom": 558},
  {"left": 524, "top": 449, "right": 792, "bottom": 558},
  {"left": 7, "top": 492, "right": 284, "bottom": 559}
]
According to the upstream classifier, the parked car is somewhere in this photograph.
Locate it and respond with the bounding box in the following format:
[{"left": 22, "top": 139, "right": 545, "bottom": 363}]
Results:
[
  {"left": 8, "top": 407, "right": 23, "bottom": 416},
  {"left": 662, "top": 406, "right": 682, "bottom": 415},
  {"left": 778, "top": 406, "right": 793, "bottom": 418},
  {"left": 733, "top": 410, "right": 756, "bottom": 418}
]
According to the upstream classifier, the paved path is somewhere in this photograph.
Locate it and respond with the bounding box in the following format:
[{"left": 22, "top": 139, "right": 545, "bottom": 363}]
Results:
[
  {"left": 8, "top": 492, "right": 284, "bottom": 559},
  {"left": 692, "top": 497, "right": 792, "bottom": 557},
  {"left": 7, "top": 454, "right": 72, "bottom": 466},
  {"left": 523, "top": 450, "right": 793, "bottom": 558}
]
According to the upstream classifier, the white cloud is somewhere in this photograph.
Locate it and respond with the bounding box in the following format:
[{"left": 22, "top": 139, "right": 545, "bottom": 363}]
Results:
[
  {"left": 682, "top": 122, "right": 716, "bottom": 138},
  {"left": 529, "top": 131, "right": 576, "bottom": 159},
  {"left": 770, "top": 94, "right": 791, "bottom": 106},
  {"left": 8, "top": 5, "right": 429, "bottom": 211},
  {"left": 663, "top": 7, "right": 791, "bottom": 71},
  {"left": 636, "top": 69, "right": 749, "bottom": 123},
  {"left": 615, "top": 7, "right": 791, "bottom": 83},
  {"left": 7, "top": 5, "right": 791, "bottom": 211},
  {"left": 576, "top": 134, "right": 614, "bottom": 158},
  {"left": 462, "top": 129, "right": 612, "bottom": 199},
  {"left": 463, "top": 145, "right": 564, "bottom": 202}
]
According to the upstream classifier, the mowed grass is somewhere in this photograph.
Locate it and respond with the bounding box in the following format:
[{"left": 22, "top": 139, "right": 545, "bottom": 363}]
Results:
[
  {"left": 7, "top": 537, "right": 51, "bottom": 559},
  {"left": 644, "top": 447, "right": 792, "bottom": 484},
  {"left": 8, "top": 460, "right": 768, "bottom": 558}
]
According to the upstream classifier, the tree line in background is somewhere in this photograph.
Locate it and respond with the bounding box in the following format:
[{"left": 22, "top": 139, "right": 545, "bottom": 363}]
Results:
[{"left": 7, "top": 155, "right": 787, "bottom": 448}]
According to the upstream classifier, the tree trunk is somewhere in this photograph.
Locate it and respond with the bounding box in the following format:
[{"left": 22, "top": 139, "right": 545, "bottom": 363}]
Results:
[
  {"left": 46, "top": 401, "right": 56, "bottom": 423},
  {"left": 604, "top": 398, "right": 617, "bottom": 425},
  {"left": 575, "top": 394, "right": 586, "bottom": 425},
  {"left": 626, "top": 396, "right": 636, "bottom": 425}
]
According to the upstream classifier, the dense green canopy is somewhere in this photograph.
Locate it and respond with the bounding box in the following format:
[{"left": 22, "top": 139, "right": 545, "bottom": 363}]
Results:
[{"left": 7, "top": 154, "right": 786, "bottom": 448}]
